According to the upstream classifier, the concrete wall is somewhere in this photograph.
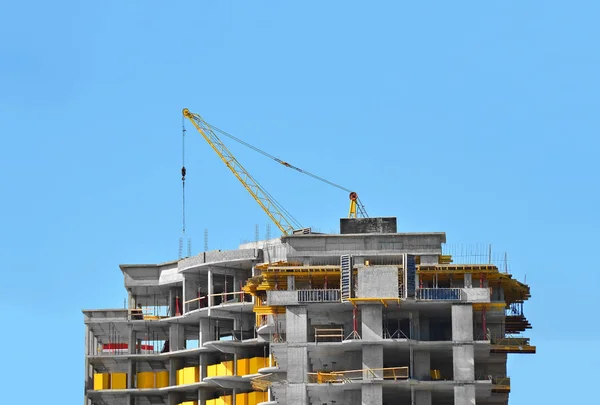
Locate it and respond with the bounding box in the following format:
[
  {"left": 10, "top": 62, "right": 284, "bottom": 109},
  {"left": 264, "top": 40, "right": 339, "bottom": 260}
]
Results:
[
  {"left": 345, "top": 390, "right": 362, "bottom": 405},
  {"left": 267, "top": 290, "right": 298, "bottom": 305},
  {"left": 357, "top": 266, "right": 398, "bottom": 298},
  {"left": 308, "top": 309, "right": 355, "bottom": 341},
  {"left": 413, "top": 350, "right": 431, "bottom": 380},
  {"left": 462, "top": 288, "right": 490, "bottom": 303},
  {"left": 309, "top": 350, "right": 362, "bottom": 373},
  {"left": 415, "top": 391, "right": 432, "bottom": 405}
]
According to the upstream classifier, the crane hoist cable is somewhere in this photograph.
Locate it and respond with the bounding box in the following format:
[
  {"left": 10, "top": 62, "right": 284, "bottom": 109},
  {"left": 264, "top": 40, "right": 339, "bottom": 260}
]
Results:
[
  {"left": 181, "top": 115, "right": 187, "bottom": 235},
  {"left": 206, "top": 122, "right": 368, "bottom": 218}
]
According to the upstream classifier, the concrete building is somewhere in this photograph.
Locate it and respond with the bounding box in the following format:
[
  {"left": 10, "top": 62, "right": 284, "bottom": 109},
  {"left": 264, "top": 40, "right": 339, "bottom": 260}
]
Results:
[{"left": 83, "top": 217, "right": 534, "bottom": 405}]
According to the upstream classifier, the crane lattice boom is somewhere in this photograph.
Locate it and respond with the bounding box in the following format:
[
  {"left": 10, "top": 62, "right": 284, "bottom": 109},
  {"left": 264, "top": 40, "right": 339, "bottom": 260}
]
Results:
[{"left": 182, "top": 108, "right": 300, "bottom": 235}]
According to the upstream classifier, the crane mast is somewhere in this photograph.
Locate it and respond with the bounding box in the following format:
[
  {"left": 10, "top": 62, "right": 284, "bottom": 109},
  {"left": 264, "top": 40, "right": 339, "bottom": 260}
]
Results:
[{"left": 182, "top": 108, "right": 299, "bottom": 235}]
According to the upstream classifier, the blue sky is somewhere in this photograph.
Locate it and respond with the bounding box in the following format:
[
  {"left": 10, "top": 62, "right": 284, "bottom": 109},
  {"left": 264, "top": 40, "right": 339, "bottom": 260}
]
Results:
[{"left": 1, "top": 0, "right": 598, "bottom": 403}]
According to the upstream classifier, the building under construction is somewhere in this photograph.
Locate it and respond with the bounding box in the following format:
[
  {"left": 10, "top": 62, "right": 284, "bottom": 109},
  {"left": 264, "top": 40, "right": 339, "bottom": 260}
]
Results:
[{"left": 83, "top": 216, "right": 534, "bottom": 405}]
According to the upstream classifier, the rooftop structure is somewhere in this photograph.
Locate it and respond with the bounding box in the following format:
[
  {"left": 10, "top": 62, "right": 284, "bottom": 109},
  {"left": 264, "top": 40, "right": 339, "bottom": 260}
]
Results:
[{"left": 83, "top": 217, "right": 534, "bottom": 405}]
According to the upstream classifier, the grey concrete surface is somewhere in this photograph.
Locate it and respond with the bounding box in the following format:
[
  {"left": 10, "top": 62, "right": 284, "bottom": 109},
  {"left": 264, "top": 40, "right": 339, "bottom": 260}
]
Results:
[
  {"left": 361, "top": 383, "right": 382, "bottom": 405},
  {"left": 340, "top": 217, "right": 397, "bottom": 234},
  {"left": 286, "top": 306, "right": 308, "bottom": 343},
  {"left": 361, "top": 305, "right": 383, "bottom": 340},
  {"left": 452, "top": 304, "right": 474, "bottom": 342},
  {"left": 454, "top": 384, "right": 476, "bottom": 405},
  {"left": 357, "top": 266, "right": 398, "bottom": 298}
]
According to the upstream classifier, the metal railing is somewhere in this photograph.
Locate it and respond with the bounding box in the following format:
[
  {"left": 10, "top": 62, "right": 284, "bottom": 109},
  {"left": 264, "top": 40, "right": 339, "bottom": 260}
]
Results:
[
  {"left": 416, "top": 288, "right": 463, "bottom": 301},
  {"left": 308, "top": 366, "right": 409, "bottom": 383},
  {"left": 298, "top": 289, "right": 341, "bottom": 303}
]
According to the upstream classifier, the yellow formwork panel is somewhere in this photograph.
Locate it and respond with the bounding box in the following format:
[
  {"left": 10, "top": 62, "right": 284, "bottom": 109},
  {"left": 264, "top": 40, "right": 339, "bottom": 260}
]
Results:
[
  {"left": 248, "top": 391, "right": 267, "bottom": 405},
  {"left": 156, "top": 371, "right": 169, "bottom": 388},
  {"left": 216, "top": 395, "right": 232, "bottom": 405},
  {"left": 235, "top": 392, "right": 248, "bottom": 405},
  {"left": 93, "top": 373, "right": 110, "bottom": 390},
  {"left": 217, "top": 361, "right": 234, "bottom": 376},
  {"left": 237, "top": 358, "right": 250, "bottom": 376},
  {"left": 179, "top": 402, "right": 198, "bottom": 405},
  {"left": 137, "top": 371, "right": 155, "bottom": 388},
  {"left": 207, "top": 364, "right": 218, "bottom": 377},
  {"left": 249, "top": 357, "right": 267, "bottom": 375},
  {"left": 430, "top": 369, "right": 441, "bottom": 380},
  {"left": 176, "top": 368, "right": 184, "bottom": 385},
  {"left": 111, "top": 372, "right": 127, "bottom": 389},
  {"left": 223, "top": 361, "right": 234, "bottom": 376},
  {"left": 182, "top": 366, "right": 199, "bottom": 384},
  {"left": 205, "top": 400, "right": 216, "bottom": 405}
]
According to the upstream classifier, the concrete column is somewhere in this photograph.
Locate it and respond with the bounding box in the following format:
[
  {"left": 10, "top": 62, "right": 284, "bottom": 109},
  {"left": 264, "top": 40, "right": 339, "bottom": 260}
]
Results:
[
  {"left": 415, "top": 390, "right": 432, "bottom": 405},
  {"left": 285, "top": 383, "right": 308, "bottom": 404},
  {"left": 287, "top": 346, "right": 308, "bottom": 382},
  {"left": 128, "top": 326, "right": 136, "bottom": 354},
  {"left": 170, "top": 323, "right": 185, "bottom": 351},
  {"left": 464, "top": 274, "right": 473, "bottom": 288},
  {"left": 208, "top": 269, "right": 214, "bottom": 316},
  {"left": 128, "top": 359, "right": 136, "bottom": 389},
  {"left": 411, "top": 310, "right": 420, "bottom": 340},
  {"left": 199, "top": 353, "right": 209, "bottom": 380},
  {"left": 345, "top": 390, "right": 362, "bottom": 405},
  {"left": 169, "top": 288, "right": 178, "bottom": 317},
  {"left": 286, "top": 307, "right": 307, "bottom": 343},
  {"left": 169, "top": 357, "right": 182, "bottom": 386},
  {"left": 413, "top": 350, "right": 431, "bottom": 380},
  {"left": 454, "top": 385, "right": 476, "bottom": 405},
  {"left": 127, "top": 325, "right": 137, "bottom": 388},
  {"left": 287, "top": 275, "right": 295, "bottom": 291},
  {"left": 233, "top": 274, "right": 241, "bottom": 302},
  {"left": 452, "top": 304, "right": 475, "bottom": 405},
  {"left": 199, "top": 318, "right": 215, "bottom": 344},
  {"left": 361, "top": 305, "right": 382, "bottom": 340},
  {"left": 453, "top": 345, "right": 475, "bottom": 380},
  {"left": 361, "top": 383, "right": 382, "bottom": 405},
  {"left": 84, "top": 325, "right": 92, "bottom": 401},
  {"left": 420, "top": 316, "right": 430, "bottom": 341},
  {"left": 362, "top": 344, "right": 383, "bottom": 379},
  {"left": 452, "top": 305, "right": 473, "bottom": 342},
  {"left": 168, "top": 391, "right": 183, "bottom": 405},
  {"left": 182, "top": 277, "right": 187, "bottom": 314}
]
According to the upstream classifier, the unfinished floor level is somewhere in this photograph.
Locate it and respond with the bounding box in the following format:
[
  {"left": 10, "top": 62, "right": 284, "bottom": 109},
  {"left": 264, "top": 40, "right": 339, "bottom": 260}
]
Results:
[{"left": 83, "top": 217, "right": 534, "bottom": 405}]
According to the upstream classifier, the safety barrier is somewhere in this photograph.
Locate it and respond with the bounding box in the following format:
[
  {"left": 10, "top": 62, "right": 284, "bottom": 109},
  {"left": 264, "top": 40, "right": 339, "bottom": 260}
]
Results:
[
  {"left": 416, "top": 288, "right": 463, "bottom": 301},
  {"left": 298, "top": 289, "right": 341, "bottom": 303},
  {"left": 308, "top": 366, "right": 409, "bottom": 383}
]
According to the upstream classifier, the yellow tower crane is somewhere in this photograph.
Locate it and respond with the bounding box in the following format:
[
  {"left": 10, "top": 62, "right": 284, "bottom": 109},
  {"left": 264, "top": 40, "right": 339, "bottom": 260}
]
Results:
[{"left": 182, "top": 108, "right": 367, "bottom": 235}]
